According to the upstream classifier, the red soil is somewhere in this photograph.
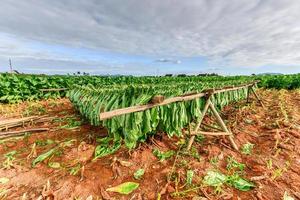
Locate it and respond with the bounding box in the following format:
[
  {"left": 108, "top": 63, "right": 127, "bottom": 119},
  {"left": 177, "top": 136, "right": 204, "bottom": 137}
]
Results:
[{"left": 0, "top": 89, "right": 300, "bottom": 199}]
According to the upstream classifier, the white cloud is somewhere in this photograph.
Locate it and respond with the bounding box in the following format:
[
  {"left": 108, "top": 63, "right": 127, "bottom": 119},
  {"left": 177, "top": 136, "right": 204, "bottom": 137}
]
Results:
[{"left": 0, "top": 0, "right": 300, "bottom": 71}]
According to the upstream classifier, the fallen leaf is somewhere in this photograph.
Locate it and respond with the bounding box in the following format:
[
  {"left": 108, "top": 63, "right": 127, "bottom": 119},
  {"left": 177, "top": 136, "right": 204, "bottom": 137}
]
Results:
[
  {"left": 134, "top": 168, "right": 145, "bottom": 180},
  {"left": 48, "top": 162, "right": 61, "bottom": 169},
  {"left": 106, "top": 182, "right": 139, "bottom": 195}
]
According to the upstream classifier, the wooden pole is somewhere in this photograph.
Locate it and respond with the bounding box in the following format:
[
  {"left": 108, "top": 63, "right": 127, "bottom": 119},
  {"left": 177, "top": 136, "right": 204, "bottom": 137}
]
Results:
[
  {"left": 99, "top": 82, "right": 257, "bottom": 120},
  {"left": 0, "top": 128, "right": 49, "bottom": 139},
  {"left": 100, "top": 92, "right": 206, "bottom": 120},
  {"left": 246, "top": 86, "right": 251, "bottom": 103},
  {"left": 40, "top": 88, "right": 68, "bottom": 92},
  {"left": 250, "top": 87, "right": 265, "bottom": 108},
  {"left": 207, "top": 100, "right": 238, "bottom": 150},
  {"left": 9, "top": 58, "right": 12, "bottom": 73},
  {"left": 201, "top": 123, "right": 224, "bottom": 132},
  {"left": 191, "top": 131, "right": 232, "bottom": 136},
  {"left": 187, "top": 96, "right": 211, "bottom": 150}
]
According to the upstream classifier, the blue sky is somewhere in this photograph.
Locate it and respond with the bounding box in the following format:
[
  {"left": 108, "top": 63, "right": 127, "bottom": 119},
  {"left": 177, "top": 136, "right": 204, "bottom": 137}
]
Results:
[{"left": 1, "top": 0, "right": 300, "bottom": 75}]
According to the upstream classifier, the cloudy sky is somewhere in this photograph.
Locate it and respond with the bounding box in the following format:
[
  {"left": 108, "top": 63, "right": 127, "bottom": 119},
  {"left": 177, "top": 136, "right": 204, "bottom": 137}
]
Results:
[{"left": 0, "top": 0, "right": 300, "bottom": 75}]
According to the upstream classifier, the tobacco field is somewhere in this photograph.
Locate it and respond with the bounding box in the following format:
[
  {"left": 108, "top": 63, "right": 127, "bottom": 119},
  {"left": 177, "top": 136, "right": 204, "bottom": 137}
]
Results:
[{"left": 0, "top": 73, "right": 300, "bottom": 199}]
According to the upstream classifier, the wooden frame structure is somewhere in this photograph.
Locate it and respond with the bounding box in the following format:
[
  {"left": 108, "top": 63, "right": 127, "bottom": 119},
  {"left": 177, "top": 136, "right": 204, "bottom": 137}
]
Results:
[
  {"left": 99, "top": 82, "right": 260, "bottom": 120},
  {"left": 95, "top": 81, "right": 264, "bottom": 151}
]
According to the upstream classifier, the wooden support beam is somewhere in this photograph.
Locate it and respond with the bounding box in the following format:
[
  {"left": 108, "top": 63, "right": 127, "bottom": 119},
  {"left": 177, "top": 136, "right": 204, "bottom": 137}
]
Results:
[
  {"left": 100, "top": 92, "right": 206, "bottom": 120},
  {"left": 40, "top": 88, "right": 68, "bottom": 92},
  {"left": 207, "top": 99, "right": 239, "bottom": 151},
  {"left": 250, "top": 87, "right": 265, "bottom": 108},
  {"left": 201, "top": 123, "right": 224, "bottom": 132},
  {"left": 100, "top": 81, "right": 258, "bottom": 120},
  {"left": 191, "top": 131, "right": 232, "bottom": 136},
  {"left": 0, "top": 128, "right": 49, "bottom": 139},
  {"left": 186, "top": 98, "right": 239, "bottom": 151},
  {"left": 246, "top": 86, "right": 251, "bottom": 103},
  {"left": 0, "top": 115, "right": 48, "bottom": 131},
  {"left": 187, "top": 96, "right": 211, "bottom": 150}
]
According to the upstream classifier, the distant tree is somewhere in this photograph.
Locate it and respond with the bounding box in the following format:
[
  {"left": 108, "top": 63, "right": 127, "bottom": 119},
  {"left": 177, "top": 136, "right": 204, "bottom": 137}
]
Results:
[
  {"left": 177, "top": 74, "right": 187, "bottom": 77},
  {"left": 197, "top": 73, "right": 219, "bottom": 76},
  {"left": 165, "top": 74, "right": 173, "bottom": 77}
]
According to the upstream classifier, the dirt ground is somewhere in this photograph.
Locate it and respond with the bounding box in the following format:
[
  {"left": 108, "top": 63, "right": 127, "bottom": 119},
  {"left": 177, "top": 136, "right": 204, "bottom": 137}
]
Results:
[{"left": 0, "top": 89, "right": 300, "bottom": 200}]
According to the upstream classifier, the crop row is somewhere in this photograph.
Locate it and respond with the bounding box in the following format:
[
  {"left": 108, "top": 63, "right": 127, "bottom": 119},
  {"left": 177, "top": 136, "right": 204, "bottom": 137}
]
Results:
[
  {"left": 0, "top": 73, "right": 254, "bottom": 103},
  {"left": 1, "top": 73, "right": 300, "bottom": 104}
]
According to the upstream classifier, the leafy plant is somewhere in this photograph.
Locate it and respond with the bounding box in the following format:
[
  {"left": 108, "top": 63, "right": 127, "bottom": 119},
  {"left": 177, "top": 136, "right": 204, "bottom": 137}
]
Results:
[
  {"left": 194, "top": 135, "right": 205, "bottom": 143},
  {"left": 134, "top": 168, "right": 145, "bottom": 180},
  {"left": 226, "top": 156, "right": 245, "bottom": 172},
  {"left": 59, "top": 117, "right": 82, "bottom": 129},
  {"left": 48, "top": 162, "right": 61, "bottom": 169},
  {"left": 226, "top": 173, "right": 255, "bottom": 191},
  {"left": 32, "top": 148, "right": 57, "bottom": 167},
  {"left": 153, "top": 149, "right": 175, "bottom": 161},
  {"left": 203, "top": 170, "right": 255, "bottom": 192},
  {"left": 186, "top": 170, "right": 194, "bottom": 185},
  {"left": 106, "top": 182, "right": 139, "bottom": 195},
  {"left": 2, "top": 150, "right": 17, "bottom": 169},
  {"left": 241, "top": 142, "right": 254, "bottom": 155},
  {"left": 94, "top": 137, "right": 121, "bottom": 159},
  {"left": 210, "top": 156, "right": 219, "bottom": 167},
  {"left": 267, "top": 159, "right": 273, "bottom": 169},
  {"left": 203, "top": 171, "right": 227, "bottom": 187},
  {"left": 271, "top": 161, "right": 290, "bottom": 180},
  {"left": 35, "top": 139, "right": 55, "bottom": 146},
  {"left": 180, "top": 147, "right": 200, "bottom": 161},
  {"left": 68, "top": 76, "right": 251, "bottom": 150},
  {"left": 70, "top": 164, "right": 81, "bottom": 175}
]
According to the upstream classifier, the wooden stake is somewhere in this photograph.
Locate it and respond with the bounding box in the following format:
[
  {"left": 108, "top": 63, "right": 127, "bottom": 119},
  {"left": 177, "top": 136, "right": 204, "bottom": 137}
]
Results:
[
  {"left": 250, "top": 87, "right": 265, "bottom": 108},
  {"left": 246, "top": 86, "right": 251, "bottom": 103}
]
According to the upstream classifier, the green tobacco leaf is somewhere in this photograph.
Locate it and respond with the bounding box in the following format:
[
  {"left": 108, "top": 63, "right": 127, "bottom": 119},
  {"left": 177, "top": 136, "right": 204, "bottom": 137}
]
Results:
[
  {"left": 153, "top": 149, "right": 175, "bottom": 161},
  {"left": 241, "top": 142, "right": 254, "bottom": 155},
  {"left": 134, "top": 168, "right": 145, "bottom": 180},
  {"left": 32, "top": 148, "right": 56, "bottom": 167},
  {"left": 70, "top": 164, "right": 81, "bottom": 175},
  {"left": 106, "top": 182, "right": 139, "bottom": 195},
  {"left": 228, "top": 176, "right": 255, "bottom": 191},
  {"left": 203, "top": 171, "right": 227, "bottom": 187},
  {"left": 226, "top": 156, "right": 245, "bottom": 172},
  {"left": 186, "top": 170, "right": 194, "bottom": 185},
  {"left": 94, "top": 140, "right": 121, "bottom": 159},
  {"left": 5, "top": 150, "right": 17, "bottom": 158}
]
